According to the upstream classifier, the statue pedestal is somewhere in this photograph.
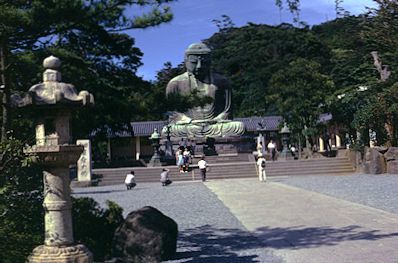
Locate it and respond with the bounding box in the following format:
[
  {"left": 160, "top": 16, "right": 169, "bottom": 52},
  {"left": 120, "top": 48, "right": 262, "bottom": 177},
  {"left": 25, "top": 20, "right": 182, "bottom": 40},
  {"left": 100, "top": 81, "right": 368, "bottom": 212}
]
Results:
[
  {"left": 169, "top": 136, "right": 252, "bottom": 156},
  {"left": 26, "top": 145, "right": 93, "bottom": 263}
]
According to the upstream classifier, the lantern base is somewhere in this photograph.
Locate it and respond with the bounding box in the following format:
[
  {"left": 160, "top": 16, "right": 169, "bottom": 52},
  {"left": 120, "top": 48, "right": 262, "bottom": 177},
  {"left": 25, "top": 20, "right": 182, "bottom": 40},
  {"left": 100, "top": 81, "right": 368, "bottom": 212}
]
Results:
[
  {"left": 279, "top": 149, "right": 295, "bottom": 161},
  {"left": 28, "top": 244, "right": 93, "bottom": 263},
  {"left": 148, "top": 154, "right": 162, "bottom": 167}
]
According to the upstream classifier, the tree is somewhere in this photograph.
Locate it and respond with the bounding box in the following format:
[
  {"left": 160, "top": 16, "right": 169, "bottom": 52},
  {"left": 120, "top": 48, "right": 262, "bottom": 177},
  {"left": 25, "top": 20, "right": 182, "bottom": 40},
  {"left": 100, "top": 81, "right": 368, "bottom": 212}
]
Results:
[
  {"left": 212, "top": 14, "right": 236, "bottom": 33},
  {"left": 349, "top": 0, "right": 398, "bottom": 146},
  {"left": 0, "top": 0, "right": 175, "bottom": 142},
  {"left": 205, "top": 23, "right": 331, "bottom": 117},
  {"left": 268, "top": 58, "right": 334, "bottom": 148},
  {"left": 275, "top": 0, "right": 301, "bottom": 24}
]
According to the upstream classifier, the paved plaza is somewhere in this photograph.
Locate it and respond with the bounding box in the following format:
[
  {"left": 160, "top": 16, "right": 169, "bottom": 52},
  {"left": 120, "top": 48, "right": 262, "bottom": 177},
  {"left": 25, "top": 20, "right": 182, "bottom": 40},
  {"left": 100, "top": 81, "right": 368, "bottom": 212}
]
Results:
[{"left": 73, "top": 174, "right": 398, "bottom": 263}]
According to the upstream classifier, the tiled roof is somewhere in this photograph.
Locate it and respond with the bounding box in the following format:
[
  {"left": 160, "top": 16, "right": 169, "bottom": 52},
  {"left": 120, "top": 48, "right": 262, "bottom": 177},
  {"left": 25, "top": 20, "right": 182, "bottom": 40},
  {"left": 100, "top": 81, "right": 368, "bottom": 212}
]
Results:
[
  {"left": 131, "top": 121, "right": 168, "bottom": 137},
  {"left": 99, "top": 114, "right": 332, "bottom": 138},
  {"left": 235, "top": 116, "right": 283, "bottom": 132},
  {"left": 319, "top": 113, "right": 333, "bottom": 123}
]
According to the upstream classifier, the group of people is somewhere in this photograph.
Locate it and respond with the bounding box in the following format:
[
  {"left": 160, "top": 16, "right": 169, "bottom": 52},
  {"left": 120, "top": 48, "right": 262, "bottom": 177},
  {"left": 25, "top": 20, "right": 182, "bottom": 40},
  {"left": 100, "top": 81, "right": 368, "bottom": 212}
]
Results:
[
  {"left": 124, "top": 168, "right": 173, "bottom": 190},
  {"left": 178, "top": 138, "right": 196, "bottom": 155},
  {"left": 176, "top": 147, "right": 192, "bottom": 173},
  {"left": 124, "top": 154, "right": 210, "bottom": 190}
]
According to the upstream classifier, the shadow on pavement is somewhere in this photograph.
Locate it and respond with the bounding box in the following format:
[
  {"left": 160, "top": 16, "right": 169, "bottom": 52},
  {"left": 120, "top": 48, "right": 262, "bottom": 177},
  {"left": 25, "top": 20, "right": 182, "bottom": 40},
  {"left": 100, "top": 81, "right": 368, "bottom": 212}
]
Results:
[
  {"left": 169, "top": 224, "right": 398, "bottom": 262},
  {"left": 254, "top": 225, "right": 398, "bottom": 249},
  {"left": 170, "top": 225, "right": 278, "bottom": 263},
  {"left": 72, "top": 189, "right": 127, "bottom": 195}
]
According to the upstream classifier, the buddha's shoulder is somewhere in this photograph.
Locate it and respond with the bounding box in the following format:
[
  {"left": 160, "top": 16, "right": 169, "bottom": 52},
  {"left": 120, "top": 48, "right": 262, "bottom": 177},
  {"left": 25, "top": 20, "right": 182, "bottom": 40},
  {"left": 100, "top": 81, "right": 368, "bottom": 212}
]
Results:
[{"left": 169, "top": 72, "right": 190, "bottom": 83}]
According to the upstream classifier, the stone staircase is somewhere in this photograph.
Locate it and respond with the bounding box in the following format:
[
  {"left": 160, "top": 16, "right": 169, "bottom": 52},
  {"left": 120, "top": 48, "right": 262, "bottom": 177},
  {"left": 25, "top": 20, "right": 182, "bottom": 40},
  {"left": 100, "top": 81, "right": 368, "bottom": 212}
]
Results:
[
  {"left": 265, "top": 157, "right": 355, "bottom": 177},
  {"left": 92, "top": 160, "right": 257, "bottom": 186},
  {"left": 88, "top": 155, "right": 355, "bottom": 187}
]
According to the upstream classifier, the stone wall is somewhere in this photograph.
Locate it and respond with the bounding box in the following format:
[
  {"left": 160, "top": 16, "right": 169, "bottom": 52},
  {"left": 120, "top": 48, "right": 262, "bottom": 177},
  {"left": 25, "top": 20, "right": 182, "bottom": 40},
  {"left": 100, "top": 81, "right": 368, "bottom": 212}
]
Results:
[{"left": 350, "top": 147, "right": 398, "bottom": 174}]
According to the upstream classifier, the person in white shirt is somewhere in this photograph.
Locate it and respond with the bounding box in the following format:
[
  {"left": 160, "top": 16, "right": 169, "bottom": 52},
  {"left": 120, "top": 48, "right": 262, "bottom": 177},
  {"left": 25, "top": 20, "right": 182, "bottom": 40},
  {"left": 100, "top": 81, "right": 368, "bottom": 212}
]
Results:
[
  {"left": 160, "top": 168, "right": 172, "bottom": 186},
  {"left": 197, "top": 156, "right": 208, "bottom": 182},
  {"left": 256, "top": 153, "right": 267, "bottom": 182},
  {"left": 267, "top": 140, "right": 277, "bottom": 161},
  {"left": 124, "top": 170, "right": 136, "bottom": 190}
]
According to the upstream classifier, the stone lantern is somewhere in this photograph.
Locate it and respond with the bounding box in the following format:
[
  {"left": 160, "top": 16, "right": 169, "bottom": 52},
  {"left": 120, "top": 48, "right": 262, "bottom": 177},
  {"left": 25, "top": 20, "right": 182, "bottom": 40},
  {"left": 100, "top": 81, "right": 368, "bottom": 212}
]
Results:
[
  {"left": 12, "top": 56, "right": 94, "bottom": 262},
  {"left": 148, "top": 128, "right": 162, "bottom": 167},
  {"left": 279, "top": 123, "right": 293, "bottom": 160},
  {"left": 163, "top": 125, "right": 175, "bottom": 164}
]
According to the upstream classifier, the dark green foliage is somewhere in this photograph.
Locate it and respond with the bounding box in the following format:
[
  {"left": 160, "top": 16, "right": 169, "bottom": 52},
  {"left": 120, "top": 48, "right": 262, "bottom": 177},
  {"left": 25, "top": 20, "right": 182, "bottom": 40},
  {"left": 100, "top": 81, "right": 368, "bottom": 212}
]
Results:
[
  {"left": 0, "top": 138, "right": 43, "bottom": 263},
  {"left": 0, "top": 0, "right": 176, "bottom": 141},
  {"left": 205, "top": 23, "right": 331, "bottom": 117},
  {"left": 268, "top": 58, "right": 334, "bottom": 138},
  {"left": 313, "top": 16, "right": 378, "bottom": 89},
  {"left": 352, "top": 82, "right": 398, "bottom": 146},
  {"left": 72, "top": 198, "right": 124, "bottom": 261},
  {"left": 0, "top": 139, "right": 125, "bottom": 262},
  {"left": 139, "top": 62, "right": 186, "bottom": 120},
  {"left": 324, "top": 1, "right": 398, "bottom": 146}
]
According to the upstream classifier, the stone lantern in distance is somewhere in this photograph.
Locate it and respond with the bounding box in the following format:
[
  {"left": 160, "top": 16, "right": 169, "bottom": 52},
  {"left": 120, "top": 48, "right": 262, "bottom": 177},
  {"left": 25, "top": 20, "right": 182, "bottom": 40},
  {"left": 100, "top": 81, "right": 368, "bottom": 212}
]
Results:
[
  {"left": 13, "top": 56, "right": 94, "bottom": 262},
  {"left": 148, "top": 128, "right": 162, "bottom": 167},
  {"left": 279, "top": 123, "right": 293, "bottom": 160}
]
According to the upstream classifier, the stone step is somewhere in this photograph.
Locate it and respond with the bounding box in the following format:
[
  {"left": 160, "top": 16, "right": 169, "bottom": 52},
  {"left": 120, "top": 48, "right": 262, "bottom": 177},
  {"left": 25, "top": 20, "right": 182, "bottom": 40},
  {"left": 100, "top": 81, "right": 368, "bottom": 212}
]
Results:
[
  {"left": 90, "top": 157, "right": 355, "bottom": 186},
  {"left": 264, "top": 158, "right": 354, "bottom": 176},
  {"left": 98, "top": 167, "right": 258, "bottom": 184},
  {"left": 94, "top": 162, "right": 257, "bottom": 186},
  {"left": 265, "top": 163, "right": 354, "bottom": 171}
]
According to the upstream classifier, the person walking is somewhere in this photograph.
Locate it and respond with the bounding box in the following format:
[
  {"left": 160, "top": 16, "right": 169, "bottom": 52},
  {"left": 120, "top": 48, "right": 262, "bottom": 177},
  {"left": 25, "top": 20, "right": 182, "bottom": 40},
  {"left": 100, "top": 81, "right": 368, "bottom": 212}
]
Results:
[
  {"left": 183, "top": 147, "right": 191, "bottom": 172},
  {"left": 160, "top": 168, "right": 172, "bottom": 186},
  {"left": 198, "top": 155, "right": 208, "bottom": 182},
  {"left": 256, "top": 153, "right": 267, "bottom": 182},
  {"left": 257, "top": 141, "right": 264, "bottom": 156},
  {"left": 267, "top": 139, "right": 277, "bottom": 161},
  {"left": 124, "top": 170, "right": 136, "bottom": 190}
]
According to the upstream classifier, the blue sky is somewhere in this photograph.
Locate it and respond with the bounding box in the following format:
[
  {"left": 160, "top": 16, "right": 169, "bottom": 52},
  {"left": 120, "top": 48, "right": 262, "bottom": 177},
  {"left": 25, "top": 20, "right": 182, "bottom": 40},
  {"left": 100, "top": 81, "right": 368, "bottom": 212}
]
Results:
[{"left": 128, "top": 0, "right": 376, "bottom": 81}]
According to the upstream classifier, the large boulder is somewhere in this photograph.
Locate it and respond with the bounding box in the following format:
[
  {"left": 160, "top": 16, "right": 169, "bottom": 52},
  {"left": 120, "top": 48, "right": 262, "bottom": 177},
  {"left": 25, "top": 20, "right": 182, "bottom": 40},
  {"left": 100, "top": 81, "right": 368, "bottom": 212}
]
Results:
[
  {"left": 363, "top": 147, "right": 386, "bottom": 174},
  {"left": 384, "top": 147, "right": 398, "bottom": 174},
  {"left": 112, "top": 206, "right": 178, "bottom": 263}
]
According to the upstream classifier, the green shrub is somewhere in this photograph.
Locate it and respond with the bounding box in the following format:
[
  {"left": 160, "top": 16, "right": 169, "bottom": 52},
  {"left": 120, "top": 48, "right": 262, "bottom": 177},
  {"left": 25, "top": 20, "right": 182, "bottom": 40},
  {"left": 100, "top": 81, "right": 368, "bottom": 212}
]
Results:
[
  {"left": 0, "top": 138, "right": 44, "bottom": 263},
  {"left": 0, "top": 138, "right": 124, "bottom": 262},
  {"left": 73, "top": 198, "right": 124, "bottom": 261}
]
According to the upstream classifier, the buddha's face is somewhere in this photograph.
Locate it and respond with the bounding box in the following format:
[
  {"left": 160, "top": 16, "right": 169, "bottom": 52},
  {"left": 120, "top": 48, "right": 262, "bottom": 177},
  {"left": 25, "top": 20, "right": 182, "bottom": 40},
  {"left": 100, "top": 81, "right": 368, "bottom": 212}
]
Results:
[{"left": 185, "top": 54, "right": 210, "bottom": 77}]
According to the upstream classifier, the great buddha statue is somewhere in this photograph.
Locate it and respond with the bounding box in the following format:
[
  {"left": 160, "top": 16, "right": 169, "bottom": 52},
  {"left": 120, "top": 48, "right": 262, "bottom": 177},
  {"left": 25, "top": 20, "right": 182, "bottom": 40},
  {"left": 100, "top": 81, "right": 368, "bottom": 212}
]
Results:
[{"left": 163, "top": 42, "right": 245, "bottom": 138}]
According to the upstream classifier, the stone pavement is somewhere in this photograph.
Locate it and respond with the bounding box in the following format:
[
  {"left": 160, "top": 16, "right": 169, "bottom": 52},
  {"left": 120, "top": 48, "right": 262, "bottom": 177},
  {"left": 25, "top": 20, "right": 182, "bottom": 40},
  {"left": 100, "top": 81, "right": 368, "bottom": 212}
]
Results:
[{"left": 205, "top": 178, "right": 398, "bottom": 263}]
